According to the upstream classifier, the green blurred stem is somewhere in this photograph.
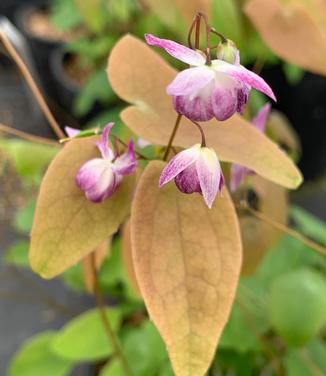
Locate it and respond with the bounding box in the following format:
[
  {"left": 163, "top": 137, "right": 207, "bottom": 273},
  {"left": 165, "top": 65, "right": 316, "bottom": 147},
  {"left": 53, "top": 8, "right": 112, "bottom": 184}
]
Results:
[
  {"left": 91, "top": 254, "right": 134, "bottom": 376},
  {"left": 163, "top": 114, "right": 183, "bottom": 161}
]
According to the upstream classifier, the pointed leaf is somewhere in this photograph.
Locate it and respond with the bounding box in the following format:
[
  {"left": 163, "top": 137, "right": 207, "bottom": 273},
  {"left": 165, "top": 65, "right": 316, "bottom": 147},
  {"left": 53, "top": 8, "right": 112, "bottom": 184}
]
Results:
[
  {"left": 245, "top": 0, "right": 326, "bottom": 76},
  {"left": 51, "top": 308, "right": 121, "bottom": 361},
  {"left": 107, "top": 35, "right": 302, "bottom": 189},
  {"left": 8, "top": 332, "right": 73, "bottom": 376},
  {"left": 30, "top": 136, "right": 134, "bottom": 278},
  {"left": 130, "top": 161, "right": 242, "bottom": 376}
]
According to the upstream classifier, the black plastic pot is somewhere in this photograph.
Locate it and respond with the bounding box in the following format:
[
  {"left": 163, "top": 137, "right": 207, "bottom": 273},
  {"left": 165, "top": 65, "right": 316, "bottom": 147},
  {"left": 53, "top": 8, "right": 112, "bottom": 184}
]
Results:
[
  {"left": 261, "top": 65, "right": 326, "bottom": 181},
  {"left": 50, "top": 46, "right": 108, "bottom": 125},
  {"left": 50, "top": 46, "right": 80, "bottom": 115},
  {"left": 0, "top": 0, "right": 43, "bottom": 20}
]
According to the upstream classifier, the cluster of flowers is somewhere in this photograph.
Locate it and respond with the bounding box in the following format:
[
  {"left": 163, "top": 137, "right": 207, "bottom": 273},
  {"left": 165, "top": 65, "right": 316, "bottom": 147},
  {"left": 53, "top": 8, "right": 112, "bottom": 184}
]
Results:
[{"left": 72, "top": 28, "right": 275, "bottom": 208}]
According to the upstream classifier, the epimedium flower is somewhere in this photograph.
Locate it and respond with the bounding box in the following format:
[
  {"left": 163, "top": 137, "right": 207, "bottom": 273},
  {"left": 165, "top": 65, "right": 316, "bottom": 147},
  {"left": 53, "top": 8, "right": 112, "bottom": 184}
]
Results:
[
  {"left": 159, "top": 144, "right": 224, "bottom": 209},
  {"left": 145, "top": 34, "right": 276, "bottom": 122},
  {"left": 230, "top": 103, "right": 271, "bottom": 192},
  {"left": 76, "top": 123, "right": 137, "bottom": 203}
]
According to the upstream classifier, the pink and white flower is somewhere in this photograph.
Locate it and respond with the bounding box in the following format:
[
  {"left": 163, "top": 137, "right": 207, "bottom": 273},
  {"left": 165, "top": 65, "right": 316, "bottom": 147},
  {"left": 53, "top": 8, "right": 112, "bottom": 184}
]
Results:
[
  {"left": 145, "top": 34, "right": 276, "bottom": 122},
  {"left": 159, "top": 144, "right": 224, "bottom": 208},
  {"left": 76, "top": 123, "right": 137, "bottom": 203},
  {"left": 230, "top": 103, "right": 271, "bottom": 192}
]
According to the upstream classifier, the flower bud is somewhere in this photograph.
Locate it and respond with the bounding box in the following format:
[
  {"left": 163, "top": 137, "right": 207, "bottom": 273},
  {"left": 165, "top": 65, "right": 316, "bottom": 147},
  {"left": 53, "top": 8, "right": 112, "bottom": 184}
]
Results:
[{"left": 216, "top": 39, "right": 239, "bottom": 65}]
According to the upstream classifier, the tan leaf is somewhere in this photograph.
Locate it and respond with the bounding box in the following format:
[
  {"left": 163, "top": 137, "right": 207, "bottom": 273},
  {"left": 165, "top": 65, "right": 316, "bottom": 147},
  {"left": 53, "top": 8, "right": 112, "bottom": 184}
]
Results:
[
  {"left": 121, "top": 220, "right": 141, "bottom": 295},
  {"left": 30, "top": 136, "right": 135, "bottom": 279},
  {"left": 174, "top": 0, "right": 211, "bottom": 24},
  {"left": 82, "top": 239, "right": 111, "bottom": 293},
  {"left": 245, "top": 0, "right": 326, "bottom": 75},
  {"left": 267, "top": 110, "right": 301, "bottom": 156},
  {"left": 240, "top": 176, "right": 288, "bottom": 275},
  {"left": 131, "top": 161, "right": 242, "bottom": 376},
  {"left": 107, "top": 35, "right": 302, "bottom": 189}
]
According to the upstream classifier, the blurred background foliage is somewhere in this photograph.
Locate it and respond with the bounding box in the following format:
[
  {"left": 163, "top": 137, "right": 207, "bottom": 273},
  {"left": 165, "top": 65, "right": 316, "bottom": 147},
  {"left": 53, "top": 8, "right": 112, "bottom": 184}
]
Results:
[
  {"left": 0, "top": 0, "right": 325, "bottom": 375},
  {"left": 0, "top": 137, "right": 325, "bottom": 375}
]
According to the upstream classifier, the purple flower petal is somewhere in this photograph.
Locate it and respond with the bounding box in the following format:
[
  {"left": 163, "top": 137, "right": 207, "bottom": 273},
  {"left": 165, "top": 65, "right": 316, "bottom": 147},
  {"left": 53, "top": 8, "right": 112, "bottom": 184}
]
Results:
[
  {"left": 230, "top": 163, "right": 252, "bottom": 192},
  {"left": 252, "top": 102, "right": 271, "bottom": 132},
  {"left": 237, "top": 84, "right": 251, "bottom": 114},
  {"left": 213, "top": 60, "right": 276, "bottom": 101},
  {"left": 167, "top": 66, "right": 215, "bottom": 97},
  {"left": 173, "top": 93, "right": 214, "bottom": 122},
  {"left": 196, "top": 148, "right": 222, "bottom": 209},
  {"left": 113, "top": 140, "right": 137, "bottom": 176},
  {"left": 210, "top": 84, "right": 238, "bottom": 121},
  {"left": 85, "top": 168, "right": 117, "bottom": 203},
  {"left": 145, "top": 34, "right": 206, "bottom": 66},
  {"left": 96, "top": 123, "right": 115, "bottom": 160},
  {"left": 65, "top": 126, "right": 80, "bottom": 138},
  {"left": 159, "top": 144, "right": 201, "bottom": 187},
  {"left": 76, "top": 158, "right": 109, "bottom": 191},
  {"left": 174, "top": 163, "right": 202, "bottom": 194}
]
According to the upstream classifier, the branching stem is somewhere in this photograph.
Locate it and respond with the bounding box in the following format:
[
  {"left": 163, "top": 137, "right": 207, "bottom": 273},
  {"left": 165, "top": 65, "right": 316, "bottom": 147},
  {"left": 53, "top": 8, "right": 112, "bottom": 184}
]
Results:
[
  {"left": 0, "top": 122, "right": 59, "bottom": 146},
  {"left": 91, "top": 254, "right": 134, "bottom": 376}
]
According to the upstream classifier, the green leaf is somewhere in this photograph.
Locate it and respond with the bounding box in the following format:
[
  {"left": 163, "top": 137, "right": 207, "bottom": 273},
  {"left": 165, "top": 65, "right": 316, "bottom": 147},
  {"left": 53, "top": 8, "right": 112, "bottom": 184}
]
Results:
[
  {"left": 5, "top": 240, "right": 29, "bottom": 267},
  {"left": 284, "top": 340, "right": 326, "bottom": 376},
  {"left": 0, "top": 139, "right": 58, "bottom": 179},
  {"left": 61, "top": 263, "right": 86, "bottom": 293},
  {"left": 52, "top": 308, "right": 122, "bottom": 361},
  {"left": 74, "top": 69, "right": 116, "bottom": 116},
  {"left": 251, "top": 236, "right": 326, "bottom": 288},
  {"left": 100, "top": 359, "right": 124, "bottom": 376},
  {"left": 219, "top": 302, "right": 261, "bottom": 353},
  {"left": 283, "top": 63, "right": 305, "bottom": 85},
  {"left": 8, "top": 331, "right": 73, "bottom": 376},
  {"left": 212, "top": 0, "right": 244, "bottom": 48},
  {"left": 214, "top": 350, "right": 255, "bottom": 376},
  {"left": 51, "top": 0, "right": 82, "bottom": 30},
  {"left": 290, "top": 206, "right": 326, "bottom": 246},
  {"left": 268, "top": 268, "right": 326, "bottom": 347},
  {"left": 120, "top": 321, "right": 168, "bottom": 376},
  {"left": 158, "top": 363, "right": 175, "bottom": 376},
  {"left": 13, "top": 199, "right": 36, "bottom": 234},
  {"left": 75, "top": 0, "right": 107, "bottom": 34}
]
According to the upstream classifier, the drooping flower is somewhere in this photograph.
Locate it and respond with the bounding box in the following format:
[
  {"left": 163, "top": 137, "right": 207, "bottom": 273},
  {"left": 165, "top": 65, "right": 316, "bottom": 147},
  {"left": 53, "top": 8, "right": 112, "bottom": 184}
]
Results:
[
  {"left": 159, "top": 144, "right": 224, "bottom": 208},
  {"left": 76, "top": 123, "right": 137, "bottom": 203},
  {"left": 145, "top": 34, "right": 276, "bottom": 122},
  {"left": 230, "top": 103, "right": 271, "bottom": 192}
]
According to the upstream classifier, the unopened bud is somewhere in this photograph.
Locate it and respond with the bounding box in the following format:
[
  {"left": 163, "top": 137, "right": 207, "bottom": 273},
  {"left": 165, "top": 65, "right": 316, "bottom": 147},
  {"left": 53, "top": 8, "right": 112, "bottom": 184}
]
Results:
[{"left": 216, "top": 39, "right": 239, "bottom": 65}]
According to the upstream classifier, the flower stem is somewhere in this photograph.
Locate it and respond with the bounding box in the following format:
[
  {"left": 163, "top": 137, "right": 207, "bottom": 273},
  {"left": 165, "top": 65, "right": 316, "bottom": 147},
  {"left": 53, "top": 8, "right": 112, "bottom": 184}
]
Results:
[
  {"left": 191, "top": 120, "right": 206, "bottom": 147},
  {"left": 238, "top": 203, "right": 326, "bottom": 256},
  {"left": 111, "top": 135, "right": 150, "bottom": 160},
  {"left": 0, "top": 122, "right": 58, "bottom": 146},
  {"left": 0, "top": 29, "right": 64, "bottom": 139},
  {"left": 163, "top": 114, "right": 183, "bottom": 161},
  {"left": 91, "top": 254, "right": 134, "bottom": 376}
]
